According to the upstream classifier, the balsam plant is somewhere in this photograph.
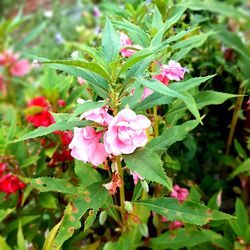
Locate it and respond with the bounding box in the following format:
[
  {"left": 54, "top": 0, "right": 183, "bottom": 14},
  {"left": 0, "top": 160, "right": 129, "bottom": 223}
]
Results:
[{"left": 5, "top": 2, "right": 244, "bottom": 250}]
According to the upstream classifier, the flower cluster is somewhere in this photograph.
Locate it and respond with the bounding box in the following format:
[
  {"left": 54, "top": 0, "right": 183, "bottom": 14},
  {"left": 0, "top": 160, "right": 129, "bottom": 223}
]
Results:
[
  {"left": 0, "top": 163, "right": 26, "bottom": 195},
  {"left": 69, "top": 104, "right": 151, "bottom": 167}
]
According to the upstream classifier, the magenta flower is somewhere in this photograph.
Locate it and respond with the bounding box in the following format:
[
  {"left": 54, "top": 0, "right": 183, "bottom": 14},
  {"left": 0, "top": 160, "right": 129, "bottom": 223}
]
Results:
[
  {"left": 69, "top": 126, "right": 108, "bottom": 166},
  {"left": 170, "top": 184, "right": 189, "bottom": 202},
  {"left": 169, "top": 221, "right": 184, "bottom": 230},
  {"left": 104, "top": 109, "right": 151, "bottom": 155}
]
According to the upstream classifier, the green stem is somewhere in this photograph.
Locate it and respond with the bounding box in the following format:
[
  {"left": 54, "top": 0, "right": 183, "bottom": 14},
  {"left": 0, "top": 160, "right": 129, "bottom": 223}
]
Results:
[
  {"left": 153, "top": 106, "right": 159, "bottom": 137},
  {"left": 116, "top": 155, "right": 126, "bottom": 225},
  {"left": 226, "top": 87, "right": 245, "bottom": 154}
]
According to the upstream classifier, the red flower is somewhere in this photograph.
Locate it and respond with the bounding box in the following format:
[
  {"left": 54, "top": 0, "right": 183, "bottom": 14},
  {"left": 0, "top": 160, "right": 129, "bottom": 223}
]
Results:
[
  {"left": 26, "top": 110, "right": 55, "bottom": 127},
  {"left": 0, "top": 163, "right": 7, "bottom": 176},
  {"left": 0, "top": 173, "right": 26, "bottom": 194},
  {"left": 27, "top": 96, "right": 49, "bottom": 109}
]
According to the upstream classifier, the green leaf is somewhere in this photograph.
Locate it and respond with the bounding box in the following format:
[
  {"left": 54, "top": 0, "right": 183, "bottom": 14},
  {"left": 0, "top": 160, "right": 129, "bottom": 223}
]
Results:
[
  {"left": 135, "top": 197, "right": 234, "bottom": 226},
  {"left": 231, "top": 159, "right": 250, "bottom": 177},
  {"left": 150, "top": 228, "right": 227, "bottom": 250},
  {"left": 0, "top": 235, "right": 12, "bottom": 250},
  {"left": 138, "top": 78, "right": 201, "bottom": 120},
  {"left": 104, "top": 233, "right": 133, "bottom": 250},
  {"left": 230, "top": 198, "right": 249, "bottom": 239},
  {"left": 20, "top": 155, "right": 40, "bottom": 169},
  {"left": 132, "top": 93, "right": 174, "bottom": 112},
  {"left": 74, "top": 161, "right": 101, "bottom": 188},
  {"left": 18, "top": 120, "right": 88, "bottom": 141},
  {"left": 118, "top": 52, "right": 152, "bottom": 77},
  {"left": 182, "top": 0, "right": 245, "bottom": 19},
  {"left": 84, "top": 209, "right": 97, "bottom": 231},
  {"left": 73, "top": 101, "right": 105, "bottom": 117},
  {"left": 170, "top": 75, "right": 215, "bottom": 92},
  {"left": 0, "top": 209, "right": 14, "bottom": 223},
  {"left": 43, "top": 60, "right": 111, "bottom": 81},
  {"left": 14, "top": 21, "right": 47, "bottom": 51},
  {"left": 234, "top": 139, "right": 248, "bottom": 159},
  {"left": 42, "top": 220, "right": 62, "bottom": 250},
  {"left": 147, "top": 119, "right": 200, "bottom": 151},
  {"left": 38, "top": 193, "right": 58, "bottom": 209},
  {"left": 102, "top": 18, "right": 120, "bottom": 63},
  {"left": 31, "top": 177, "right": 78, "bottom": 194},
  {"left": 113, "top": 19, "right": 150, "bottom": 47},
  {"left": 38, "top": 62, "right": 109, "bottom": 99},
  {"left": 195, "top": 91, "right": 237, "bottom": 109},
  {"left": 123, "top": 148, "right": 172, "bottom": 190},
  {"left": 17, "top": 223, "right": 26, "bottom": 250},
  {"left": 53, "top": 182, "right": 108, "bottom": 248},
  {"left": 151, "top": 6, "right": 163, "bottom": 31}
]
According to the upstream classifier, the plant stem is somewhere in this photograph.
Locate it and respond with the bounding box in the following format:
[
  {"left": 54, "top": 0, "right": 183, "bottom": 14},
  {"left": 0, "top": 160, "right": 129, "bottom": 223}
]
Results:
[
  {"left": 116, "top": 155, "right": 126, "bottom": 225},
  {"left": 226, "top": 87, "right": 245, "bottom": 154},
  {"left": 153, "top": 106, "right": 159, "bottom": 137}
]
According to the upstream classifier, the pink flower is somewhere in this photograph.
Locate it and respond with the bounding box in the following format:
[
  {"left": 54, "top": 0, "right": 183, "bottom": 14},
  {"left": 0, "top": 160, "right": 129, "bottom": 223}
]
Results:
[
  {"left": 103, "top": 173, "right": 122, "bottom": 195},
  {"left": 104, "top": 108, "right": 151, "bottom": 155},
  {"left": 0, "top": 50, "right": 30, "bottom": 76},
  {"left": 0, "top": 163, "right": 7, "bottom": 176},
  {"left": 152, "top": 74, "right": 170, "bottom": 86},
  {"left": 0, "top": 173, "right": 26, "bottom": 194},
  {"left": 69, "top": 126, "right": 108, "bottom": 166},
  {"left": 77, "top": 77, "right": 86, "bottom": 85},
  {"left": 247, "top": 97, "right": 250, "bottom": 106},
  {"left": 120, "top": 32, "right": 142, "bottom": 58},
  {"left": 10, "top": 59, "right": 30, "bottom": 76},
  {"left": 152, "top": 60, "right": 187, "bottom": 85},
  {"left": 93, "top": 6, "right": 101, "bottom": 17},
  {"left": 130, "top": 170, "right": 144, "bottom": 185},
  {"left": 80, "top": 105, "right": 113, "bottom": 126},
  {"left": 140, "top": 87, "right": 154, "bottom": 100},
  {"left": 169, "top": 221, "right": 184, "bottom": 230},
  {"left": 161, "top": 60, "right": 187, "bottom": 81},
  {"left": 170, "top": 184, "right": 189, "bottom": 202}
]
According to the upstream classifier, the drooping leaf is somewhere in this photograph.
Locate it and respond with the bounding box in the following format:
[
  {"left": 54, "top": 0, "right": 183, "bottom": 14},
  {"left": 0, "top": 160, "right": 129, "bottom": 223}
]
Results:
[
  {"left": 18, "top": 120, "right": 89, "bottom": 141},
  {"left": 123, "top": 148, "right": 172, "bottom": 190},
  {"left": 147, "top": 119, "right": 200, "bottom": 151},
  {"left": 135, "top": 197, "right": 234, "bottom": 226}
]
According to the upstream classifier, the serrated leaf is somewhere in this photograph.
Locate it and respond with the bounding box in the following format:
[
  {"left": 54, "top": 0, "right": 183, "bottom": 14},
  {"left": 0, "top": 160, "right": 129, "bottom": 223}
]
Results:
[
  {"left": 74, "top": 161, "right": 101, "bottom": 188},
  {"left": 147, "top": 120, "right": 199, "bottom": 151},
  {"left": 138, "top": 78, "right": 201, "bottom": 120},
  {"left": 18, "top": 120, "right": 88, "bottom": 141},
  {"left": 73, "top": 101, "right": 105, "bottom": 117},
  {"left": 53, "top": 182, "right": 108, "bottom": 248},
  {"left": 123, "top": 148, "right": 172, "bottom": 190},
  {"left": 102, "top": 18, "right": 120, "bottom": 63},
  {"left": 31, "top": 177, "right": 78, "bottom": 194},
  {"left": 135, "top": 197, "right": 234, "bottom": 226},
  {"left": 112, "top": 19, "right": 150, "bottom": 47},
  {"left": 43, "top": 60, "right": 111, "bottom": 81},
  {"left": 150, "top": 228, "right": 227, "bottom": 250}
]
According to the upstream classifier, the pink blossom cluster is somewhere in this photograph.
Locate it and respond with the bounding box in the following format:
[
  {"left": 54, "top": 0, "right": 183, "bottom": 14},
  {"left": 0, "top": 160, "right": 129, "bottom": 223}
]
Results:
[
  {"left": 0, "top": 163, "right": 26, "bottom": 195},
  {"left": 161, "top": 184, "right": 189, "bottom": 230},
  {"left": 69, "top": 104, "right": 151, "bottom": 166},
  {"left": 140, "top": 60, "right": 188, "bottom": 100},
  {"left": 120, "top": 32, "right": 142, "bottom": 58}
]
